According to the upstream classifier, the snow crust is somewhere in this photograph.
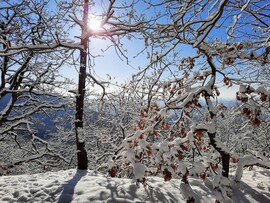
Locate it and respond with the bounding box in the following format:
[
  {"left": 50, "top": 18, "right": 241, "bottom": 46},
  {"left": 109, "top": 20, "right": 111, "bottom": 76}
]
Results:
[{"left": 0, "top": 167, "right": 269, "bottom": 203}]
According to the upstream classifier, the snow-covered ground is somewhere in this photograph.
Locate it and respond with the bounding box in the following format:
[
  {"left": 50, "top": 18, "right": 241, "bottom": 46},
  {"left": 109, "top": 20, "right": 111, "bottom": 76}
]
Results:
[{"left": 0, "top": 167, "right": 269, "bottom": 203}]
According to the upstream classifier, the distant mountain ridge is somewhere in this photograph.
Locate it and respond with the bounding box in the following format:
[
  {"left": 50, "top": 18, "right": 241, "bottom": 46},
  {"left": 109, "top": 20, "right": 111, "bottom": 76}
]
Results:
[
  {"left": 1, "top": 94, "right": 239, "bottom": 138},
  {"left": 0, "top": 93, "right": 72, "bottom": 139}
]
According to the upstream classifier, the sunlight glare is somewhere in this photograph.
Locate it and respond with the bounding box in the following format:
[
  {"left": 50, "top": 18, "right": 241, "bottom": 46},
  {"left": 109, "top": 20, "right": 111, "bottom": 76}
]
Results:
[{"left": 89, "top": 16, "right": 101, "bottom": 31}]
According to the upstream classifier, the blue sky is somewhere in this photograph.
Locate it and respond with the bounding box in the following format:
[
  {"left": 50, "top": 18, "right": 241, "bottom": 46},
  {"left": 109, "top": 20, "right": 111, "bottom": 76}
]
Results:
[
  {"left": 58, "top": 0, "right": 239, "bottom": 99},
  {"left": 2, "top": 0, "right": 263, "bottom": 99},
  {"left": 58, "top": 1, "right": 152, "bottom": 83}
]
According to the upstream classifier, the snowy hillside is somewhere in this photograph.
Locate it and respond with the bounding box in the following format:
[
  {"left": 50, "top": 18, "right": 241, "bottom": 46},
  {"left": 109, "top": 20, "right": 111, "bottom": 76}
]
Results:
[{"left": 0, "top": 166, "right": 269, "bottom": 203}]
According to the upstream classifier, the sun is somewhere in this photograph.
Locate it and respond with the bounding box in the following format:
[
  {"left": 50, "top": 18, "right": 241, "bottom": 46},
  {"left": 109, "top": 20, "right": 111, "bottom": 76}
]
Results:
[{"left": 89, "top": 16, "right": 102, "bottom": 31}]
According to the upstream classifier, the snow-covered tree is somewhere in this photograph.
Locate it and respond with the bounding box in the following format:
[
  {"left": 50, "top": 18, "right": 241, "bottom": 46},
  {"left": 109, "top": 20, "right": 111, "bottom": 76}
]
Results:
[
  {"left": 1, "top": 1, "right": 270, "bottom": 202},
  {"left": 1, "top": 0, "right": 148, "bottom": 170},
  {"left": 110, "top": 1, "right": 270, "bottom": 202},
  {"left": 0, "top": 0, "right": 76, "bottom": 170},
  {"left": 46, "top": 86, "right": 143, "bottom": 173},
  {"left": 59, "top": 0, "right": 148, "bottom": 169}
]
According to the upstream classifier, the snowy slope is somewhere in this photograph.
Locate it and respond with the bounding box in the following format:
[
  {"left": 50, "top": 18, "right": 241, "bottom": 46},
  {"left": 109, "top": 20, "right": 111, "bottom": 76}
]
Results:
[{"left": 0, "top": 167, "right": 269, "bottom": 203}]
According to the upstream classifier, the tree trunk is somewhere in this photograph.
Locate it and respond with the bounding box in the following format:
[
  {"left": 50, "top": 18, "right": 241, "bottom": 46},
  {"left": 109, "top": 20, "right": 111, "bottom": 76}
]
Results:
[
  {"left": 205, "top": 58, "right": 230, "bottom": 178},
  {"left": 75, "top": 0, "right": 89, "bottom": 170},
  {"left": 208, "top": 132, "right": 230, "bottom": 178},
  {"left": 220, "top": 151, "right": 230, "bottom": 178}
]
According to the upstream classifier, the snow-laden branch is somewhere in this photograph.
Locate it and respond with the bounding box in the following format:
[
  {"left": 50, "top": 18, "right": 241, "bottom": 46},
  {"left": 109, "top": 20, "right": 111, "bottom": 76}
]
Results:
[
  {"left": 0, "top": 119, "right": 32, "bottom": 135},
  {"left": 68, "top": 14, "right": 84, "bottom": 28},
  {"left": 86, "top": 73, "right": 106, "bottom": 101},
  {"left": 235, "top": 155, "right": 270, "bottom": 182},
  {"left": 193, "top": 0, "right": 228, "bottom": 48},
  {"left": 0, "top": 42, "right": 83, "bottom": 56},
  {"left": 11, "top": 152, "right": 69, "bottom": 167}
]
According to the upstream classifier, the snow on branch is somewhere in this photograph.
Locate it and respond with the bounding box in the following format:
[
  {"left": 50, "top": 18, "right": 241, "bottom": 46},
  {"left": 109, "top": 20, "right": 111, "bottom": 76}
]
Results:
[
  {"left": 0, "top": 42, "right": 83, "bottom": 56},
  {"left": 235, "top": 155, "right": 270, "bottom": 182},
  {"left": 68, "top": 14, "right": 84, "bottom": 28}
]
